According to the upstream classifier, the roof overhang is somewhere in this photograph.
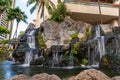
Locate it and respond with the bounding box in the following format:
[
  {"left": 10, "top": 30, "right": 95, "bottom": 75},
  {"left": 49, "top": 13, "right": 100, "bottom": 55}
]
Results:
[{"left": 65, "top": 2, "right": 119, "bottom": 25}]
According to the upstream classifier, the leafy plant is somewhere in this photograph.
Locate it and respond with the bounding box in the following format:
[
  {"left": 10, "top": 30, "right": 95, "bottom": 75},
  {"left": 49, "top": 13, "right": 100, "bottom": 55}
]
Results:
[
  {"left": 0, "top": 25, "right": 10, "bottom": 35},
  {"left": 0, "top": 39, "right": 9, "bottom": 45},
  {"left": 82, "top": 58, "right": 88, "bottom": 65},
  {"left": 85, "top": 25, "right": 91, "bottom": 40},
  {"left": 19, "top": 31, "right": 25, "bottom": 36},
  {"left": 48, "top": 1, "right": 69, "bottom": 22},
  {"left": 71, "top": 32, "right": 79, "bottom": 39},
  {"left": 37, "top": 32, "right": 46, "bottom": 48},
  {"left": 0, "top": 0, "right": 12, "bottom": 15},
  {"left": 72, "top": 42, "right": 79, "bottom": 55}
]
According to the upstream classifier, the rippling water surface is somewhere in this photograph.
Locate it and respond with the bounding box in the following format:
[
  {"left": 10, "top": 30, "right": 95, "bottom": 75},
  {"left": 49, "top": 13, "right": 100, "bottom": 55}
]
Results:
[{"left": 0, "top": 61, "right": 120, "bottom": 80}]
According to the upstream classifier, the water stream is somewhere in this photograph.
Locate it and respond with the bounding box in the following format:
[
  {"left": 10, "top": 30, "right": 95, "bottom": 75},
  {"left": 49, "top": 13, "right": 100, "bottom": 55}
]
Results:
[
  {"left": 0, "top": 61, "right": 120, "bottom": 80},
  {"left": 23, "top": 29, "right": 36, "bottom": 66},
  {"left": 87, "top": 25, "right": 106, "bottom": 66}
]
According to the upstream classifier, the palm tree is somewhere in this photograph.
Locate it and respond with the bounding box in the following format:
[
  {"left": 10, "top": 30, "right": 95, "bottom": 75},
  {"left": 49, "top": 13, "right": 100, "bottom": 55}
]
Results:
[
  {"left": 0, "top": 25, "right": 9, "bottom": 35},
  {"left": 0, "top": 0, "right": 12, "bottom": 15},
  {"left": 6, "top": 7, "right": 27, "bottom": 38},
  {"left": 27, "top": 0, "right": 55, "bottom": 21}
]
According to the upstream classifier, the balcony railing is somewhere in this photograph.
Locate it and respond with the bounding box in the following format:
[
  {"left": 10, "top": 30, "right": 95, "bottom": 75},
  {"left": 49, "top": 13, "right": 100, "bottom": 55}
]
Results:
[{"left": 64, "top": 0, "right": 118, "bottom": 8}]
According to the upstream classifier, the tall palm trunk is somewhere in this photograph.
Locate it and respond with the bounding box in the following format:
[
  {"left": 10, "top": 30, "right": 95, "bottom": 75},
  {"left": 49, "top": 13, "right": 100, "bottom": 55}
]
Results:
[{"left": 13, "top": 21, "right": 19, "bottom": 38}]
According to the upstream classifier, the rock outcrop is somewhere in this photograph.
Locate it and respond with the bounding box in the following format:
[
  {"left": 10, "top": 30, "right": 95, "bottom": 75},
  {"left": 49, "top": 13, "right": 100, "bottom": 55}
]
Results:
[{"left": 40, "top": 17, "right": 92, "bottom": 48}]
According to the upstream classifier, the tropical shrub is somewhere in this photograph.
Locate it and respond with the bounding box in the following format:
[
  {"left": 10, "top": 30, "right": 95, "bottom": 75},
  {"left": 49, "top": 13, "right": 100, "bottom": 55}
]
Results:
[
  {"left": 71, "top": 31, "right": 79, "bottom": 39},
  {"left": 0, "top": 25, "right": 10, "bottom": 35},
  {"left": 37, "top": 32, "right": 46, "bottom": 48},
  {"left": 85, "top": 25, "right": 91, "bottom": 40},
  {"left": 48, "top": 1, "right": 69, "bottom": 22}
]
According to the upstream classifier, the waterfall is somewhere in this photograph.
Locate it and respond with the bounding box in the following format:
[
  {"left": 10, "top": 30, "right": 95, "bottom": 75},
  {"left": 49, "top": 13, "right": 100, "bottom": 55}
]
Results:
[
  {"left": 24, "top": 50, "right": 33, "bottom": 66},
  {"left": 87, "top": 25, "right": 106, "bottom": 66},
  {"left": 69, "top": 50, "right": 73, "bottom": 67},
  {"left": 23, "top": 29, "right": 36, "bottom": 66},
  {"left": 27, "top": 30, "right": 36, "bottom": 49},
  {"left": 115, "top": 36, "right": 120, "bottom": 54},
  {"left": 52, "top": 53, "right": 59, "bottom": 67}
]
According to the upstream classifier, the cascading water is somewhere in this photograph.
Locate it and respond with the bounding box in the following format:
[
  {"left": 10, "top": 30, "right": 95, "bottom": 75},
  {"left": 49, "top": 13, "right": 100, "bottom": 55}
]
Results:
[
  {"left": 24, "top": 50, "right": 33, "bottom": 66},
  {"left": 52, "top": 53, "right": 59, "bottom": 67},
  {"left": 69, "top": 49, "right": 73, "bottom": 67},
  {"left": 87, "top": 25, "right": 106, "bottom": 67},
  {"left": 115, "top": 36, "right": 120, "bottom": 54},
  {"left": 23, "top": 29, "right": 36, "bottom": 66}
]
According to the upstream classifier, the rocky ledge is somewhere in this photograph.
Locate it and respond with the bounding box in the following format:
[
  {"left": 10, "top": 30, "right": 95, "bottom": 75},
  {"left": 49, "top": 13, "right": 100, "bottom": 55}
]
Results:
[{"left": 8, "top": 69, "right": 120, "bottom": 80}]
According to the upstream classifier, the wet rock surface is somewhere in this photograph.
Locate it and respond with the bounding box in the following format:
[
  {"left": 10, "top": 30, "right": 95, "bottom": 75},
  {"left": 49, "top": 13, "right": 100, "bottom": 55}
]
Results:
[{"left": 100, "top": 26, "right": 120, "bottom": 70}]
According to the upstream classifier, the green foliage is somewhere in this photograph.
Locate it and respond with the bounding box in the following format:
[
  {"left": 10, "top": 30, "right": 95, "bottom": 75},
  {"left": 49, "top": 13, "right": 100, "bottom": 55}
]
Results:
[
  {"left": 82, "top": 58, "right": 88, "bottom": 65},
  {"left": 65, "top": 50, "right": 69, "bottom": 56},
  {"left": 19, "top": 31, "right": 25, "bottom": 36},
  {"left": 6, "top": 7, "right": 27, "bottom": 38},
  {"left": 72, "top": 42, "right": 79, "bottom": 55},
  {"left": 86, "top": 25, "right": 91, "bottom": 40},
  {"left": 6, "top": 7, "right": 28, "bottom": 23},
  {"left": 37, "top": 32, "right": 46, "bottom": 48},
  {"left": 0, "top": 0, "right": 12, "bottom": 14},
  {"left": 0, "top": 25, "right": 10, "bottom": 35},
  {"left": 101, "top": 56, "right": 109, "bottom": 66},
  {"left": 71, "top": 32, "right": 79, "bottom": 39},
  {"left": 48, "top": 1, "right": 69, "bottom": 22},
  {"left": 0, "top": 39, "right": 9, "bottom": 45},
  {"left": 0, "top": 39, "right": 13, "bottom": 61},
  {"left": 73, "top": 56, "right": 79, "bottom": 63}
]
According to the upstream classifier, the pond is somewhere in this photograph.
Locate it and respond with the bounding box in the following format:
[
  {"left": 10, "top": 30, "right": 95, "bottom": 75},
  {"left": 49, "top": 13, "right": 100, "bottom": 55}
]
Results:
[{"left": 0, "top": 61, "right": 120, "bottom": 80}]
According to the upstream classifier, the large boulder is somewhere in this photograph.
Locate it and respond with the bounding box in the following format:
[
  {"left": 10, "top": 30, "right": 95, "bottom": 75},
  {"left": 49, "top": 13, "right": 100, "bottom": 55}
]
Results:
[
  {"left": 29, "top": 73, "right": 61, "bottom": 80},
  {"left": 66, "top": 69, "right": 111, "bottom": 80},
  {"left": 112, "top": 76, "right": 120, "bottom": 80},
  {"left": 40, "top": 17, "right": 92, "bottom": 48},
  {"left": 8, "top": 74, "right": 30, "bottom": 80}
]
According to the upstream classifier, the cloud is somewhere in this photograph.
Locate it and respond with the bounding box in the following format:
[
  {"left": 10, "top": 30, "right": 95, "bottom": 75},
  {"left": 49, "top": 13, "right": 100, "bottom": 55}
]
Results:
[{"left": 21, "top": 0, "right": 28, "bottom": 3}]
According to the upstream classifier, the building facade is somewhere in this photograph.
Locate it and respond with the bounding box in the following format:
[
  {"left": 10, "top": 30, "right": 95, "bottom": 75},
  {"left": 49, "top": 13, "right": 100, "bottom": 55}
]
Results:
[
  {"left": 34, "top": 0, "right": 119, "bottom": 27},
  {"left": 0, "top": 0, "right": 16, "bottom": 40}
]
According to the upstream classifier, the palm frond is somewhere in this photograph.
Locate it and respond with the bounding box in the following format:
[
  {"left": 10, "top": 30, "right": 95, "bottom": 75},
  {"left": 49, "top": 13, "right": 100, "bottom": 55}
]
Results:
[
  {"left": 47, "top": 0, "right": 55, "bottom": 9},
  {"left": 30, "top": 3, "right": 38, "bottom": 14},
  {"left": 37, "top": 2, "right": 43, "bottom": 15},
  {"left": 40, "top": 3, "right": 45, "bottom": 18}
]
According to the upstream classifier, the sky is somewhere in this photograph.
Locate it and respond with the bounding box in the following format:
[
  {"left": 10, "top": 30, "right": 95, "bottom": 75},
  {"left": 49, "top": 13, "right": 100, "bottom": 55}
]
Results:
[{"left": 11, "top": 0, "right": 36, "bottom": 38}]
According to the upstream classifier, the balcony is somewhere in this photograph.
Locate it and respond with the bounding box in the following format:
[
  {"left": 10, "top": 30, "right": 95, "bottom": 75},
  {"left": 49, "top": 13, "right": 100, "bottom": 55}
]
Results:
[{"left": 65, "top": 0, "right": 119, "bottom": 25}]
